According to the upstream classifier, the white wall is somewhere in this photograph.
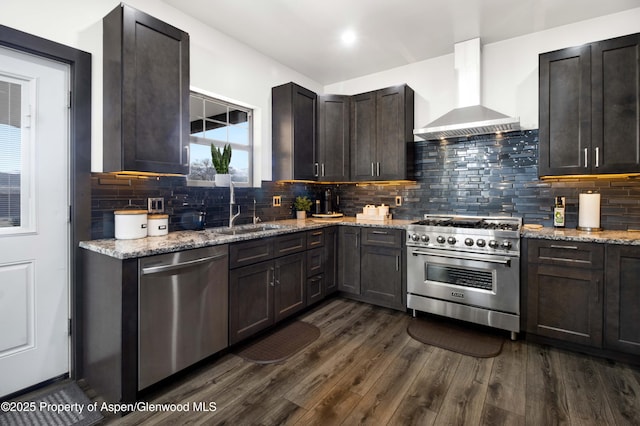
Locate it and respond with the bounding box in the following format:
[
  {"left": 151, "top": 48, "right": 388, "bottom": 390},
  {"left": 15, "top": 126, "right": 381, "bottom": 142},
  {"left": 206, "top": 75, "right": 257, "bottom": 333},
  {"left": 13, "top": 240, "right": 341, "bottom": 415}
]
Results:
[
  {"left": 0, "top": 0, "right": 321, "bottom": 184},
  {"left": 325, "top": 8, "right": 640, "bottom": 133}
]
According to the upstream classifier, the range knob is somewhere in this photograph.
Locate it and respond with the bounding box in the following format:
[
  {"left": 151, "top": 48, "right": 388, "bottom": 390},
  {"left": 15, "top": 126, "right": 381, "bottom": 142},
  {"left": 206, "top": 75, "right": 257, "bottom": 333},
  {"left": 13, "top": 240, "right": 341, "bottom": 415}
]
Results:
[
  {"left": 447, "top": 236, "right": 456, "bottom": 245},
  {"left": 488, "top": 240, "right": 499, "bottom": 249},
  {"left": 501, "top": 240, "right": 513, "bottom": 250},
  {"left": 476, "top": 239, "right": 486, "bottom": 247},
  {"left": 411, "top": 234, "right": 420, "bottom": 242},
  {"left": 421, "top": 235, "right": 430, "bottom": 243},
  {"left": 464, "top": 238, "right": 474, "bottom": 247},
  {"left": 436, "top": 236, "right": 446, "bottom": 244}
]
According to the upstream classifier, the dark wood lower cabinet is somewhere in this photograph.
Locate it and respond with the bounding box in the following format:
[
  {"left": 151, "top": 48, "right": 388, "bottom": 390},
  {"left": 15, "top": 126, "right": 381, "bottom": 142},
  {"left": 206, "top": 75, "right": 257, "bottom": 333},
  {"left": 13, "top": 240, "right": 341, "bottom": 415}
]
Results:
[
  {"left": 228, "top": 261, "right": 274, "bottom": 345},
  {"left": 324, "top": 227, "right": 338, "bottom": 295},
  {"left": 274, "top": 253, "right": 306, "bottom": 322},
  {"left": 338, "top": 227, "right": 361, "bottom": 295},
  {"left": 307, "top": 274, "right": 324, "bottom": 306},
  {"left": 605, "top": 245, "right": 640, "bottom": 355},
  {"left": 338, "top": 227, "right": 405, "bottom": 311},
  {"left": 527, "top": 263, "right": 603, "bottom": 347},
  {"left": 526, "top": 239, "right": 640, "bottom": 362},
  {"left": 360, "top": 244, "right": 404, "bottom": 310}
]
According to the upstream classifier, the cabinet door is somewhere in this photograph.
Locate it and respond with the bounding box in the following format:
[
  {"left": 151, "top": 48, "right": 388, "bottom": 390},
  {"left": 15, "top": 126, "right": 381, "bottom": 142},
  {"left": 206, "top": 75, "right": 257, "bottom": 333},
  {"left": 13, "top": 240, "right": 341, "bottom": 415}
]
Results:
[
  {"left": 272, "top": 82, "right": 317, "bottom": 180},
  {"left": 376, "top": 85, "right": 413, "bottom": 180},
  {"left": 229, "top": 261, "right": 274, "bottom": 344},
  {"left": 350, "top": 91, "right": 377, "bottom": 181},
  {"left": 324, "top": 227, "right": 338, "bottom": 295},
  {"left": 318, "top": 95, "right": 350, "bottom": 181},
  {"left": 103, "top": 4, "right": 190, "bottom": 174},
  {"left": 592, "top": 33, "right": 640, "bottom": 174},
  {"left": 605, "top": 245, "right": 640, "bottom": 355},
  {"left": 338, "top": 227, "right": 361, "bottom": 294},
  {"left": 360, "top": 245, "right": 404, "bottom": 310},
  {"left": 274, "top": 253, "right": 306, "bottom": 322},
  {"left": 538, "top": 45, "right": 591, "bottom": 176},
  {"left": 307, "top": 274, "right": 325, "bottom": 306},
  {"left": 527, "top": 263, "right": 603, "bottom": 347}
]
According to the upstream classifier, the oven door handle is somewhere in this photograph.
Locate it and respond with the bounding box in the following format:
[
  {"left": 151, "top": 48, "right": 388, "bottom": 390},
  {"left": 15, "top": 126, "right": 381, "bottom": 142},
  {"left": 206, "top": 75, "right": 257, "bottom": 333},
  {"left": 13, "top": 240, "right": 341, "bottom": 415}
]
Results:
[{"left": 410, "top": 249, "right": 512, "bottom": 266}]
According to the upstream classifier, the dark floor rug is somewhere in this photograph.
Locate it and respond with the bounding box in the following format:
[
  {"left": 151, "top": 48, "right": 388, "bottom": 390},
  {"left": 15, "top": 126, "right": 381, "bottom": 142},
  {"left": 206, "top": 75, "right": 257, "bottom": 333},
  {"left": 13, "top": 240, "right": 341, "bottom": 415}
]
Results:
[
  {"left": 235, "top": 321, "right": 321, "bottom": 364},
  {"left": 0, "top": 381, "right": 102, "bottom": 426},
  {"left": 407, "top": 316, "right": 504, "bottom": 358}
]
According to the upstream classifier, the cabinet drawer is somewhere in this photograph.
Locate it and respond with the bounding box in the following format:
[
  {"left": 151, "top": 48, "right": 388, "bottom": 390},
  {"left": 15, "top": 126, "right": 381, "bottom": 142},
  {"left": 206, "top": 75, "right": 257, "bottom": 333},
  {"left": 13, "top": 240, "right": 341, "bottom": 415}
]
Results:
[
  {"left": 306, "top": 229, "right": 325, "bottom": 249},
  {"left": 274, "top": 232, "right": 306, "bottom": 257},
  {"left": 527, "top": 240, "right": 604, "bottom": 269},
  {"left": 361, "top": 228, "right": 403, "bottom": 248},
  {"left": 229, "top": 239, "right": 273, "bottom": 269},
  {"left": 307, "top": 247, "right": 324, "bottom": 277}
]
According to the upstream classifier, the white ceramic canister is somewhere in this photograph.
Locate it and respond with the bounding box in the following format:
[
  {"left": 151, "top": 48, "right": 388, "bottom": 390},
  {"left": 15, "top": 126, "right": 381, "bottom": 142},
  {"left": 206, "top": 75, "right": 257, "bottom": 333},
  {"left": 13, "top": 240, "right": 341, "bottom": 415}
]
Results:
[
  {"left": 363, "top": 205, "right": 377, "bottom": 216},
  {"left": 377, "top": 204, "right": 389, "bottom": 216},
  {"left": 114, "top": 210, "right": 148, "bottom": 239},
  {"left": 147, "top": 214, "right": 169, "bottom": 236}
]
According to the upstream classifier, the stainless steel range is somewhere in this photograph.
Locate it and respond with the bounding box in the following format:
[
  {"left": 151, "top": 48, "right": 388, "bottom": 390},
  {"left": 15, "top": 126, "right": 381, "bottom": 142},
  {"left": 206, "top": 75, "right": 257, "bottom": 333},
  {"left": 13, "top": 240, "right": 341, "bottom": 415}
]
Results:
[{"left": 406, "top": 214, "right": 522, "bottom": 339}]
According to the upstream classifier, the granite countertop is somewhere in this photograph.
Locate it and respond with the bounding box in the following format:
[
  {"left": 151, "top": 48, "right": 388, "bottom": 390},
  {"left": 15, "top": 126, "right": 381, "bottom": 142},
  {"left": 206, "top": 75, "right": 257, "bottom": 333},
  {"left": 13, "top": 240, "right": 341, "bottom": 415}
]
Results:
[
  {"left": 79, "top": 217, "right": 416, "bottom": 259},
  {"left": 521, "top": 226, "right": 640, "bottom": 246}
]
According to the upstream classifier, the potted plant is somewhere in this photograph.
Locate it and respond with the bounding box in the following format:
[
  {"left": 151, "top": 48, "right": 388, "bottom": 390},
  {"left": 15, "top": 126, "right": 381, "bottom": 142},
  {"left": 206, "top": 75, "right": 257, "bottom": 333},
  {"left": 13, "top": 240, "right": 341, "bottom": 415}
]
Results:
[
  {"left": 211, "top": 143, "right": 232, "bottom": 186},
  {"left": 293, "top": 196, "right": 313, "bottom": 220}
]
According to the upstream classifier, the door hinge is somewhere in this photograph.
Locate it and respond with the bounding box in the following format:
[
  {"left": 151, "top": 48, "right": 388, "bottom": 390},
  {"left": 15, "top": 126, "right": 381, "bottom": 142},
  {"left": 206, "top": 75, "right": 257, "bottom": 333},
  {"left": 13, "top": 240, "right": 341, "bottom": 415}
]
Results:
[{"left": 68, "top": 318, "right": 72, "bottom": 336}]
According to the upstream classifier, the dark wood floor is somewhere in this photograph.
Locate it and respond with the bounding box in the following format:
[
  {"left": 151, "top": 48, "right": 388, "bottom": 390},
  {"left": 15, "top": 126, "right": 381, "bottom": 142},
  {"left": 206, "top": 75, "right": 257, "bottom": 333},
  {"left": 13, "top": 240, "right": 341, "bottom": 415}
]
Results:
[{"left": 102, "top": 298, "right": 640, "bottom": 425}]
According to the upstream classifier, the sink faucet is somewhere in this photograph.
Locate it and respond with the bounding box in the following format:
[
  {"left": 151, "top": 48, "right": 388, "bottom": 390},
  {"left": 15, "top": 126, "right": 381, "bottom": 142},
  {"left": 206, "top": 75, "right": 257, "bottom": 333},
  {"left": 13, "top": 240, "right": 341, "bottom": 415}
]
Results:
[
  {"left": 229, "top": 181, "right": 240, "bottom": 228},
  {"left": 253, "top": 198, "right": 261, "bottom": 224}
]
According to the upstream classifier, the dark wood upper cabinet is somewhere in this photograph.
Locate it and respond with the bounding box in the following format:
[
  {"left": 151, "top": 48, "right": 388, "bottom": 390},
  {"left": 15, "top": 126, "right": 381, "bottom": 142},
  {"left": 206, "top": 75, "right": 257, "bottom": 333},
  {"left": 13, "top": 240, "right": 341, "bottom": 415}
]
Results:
[
  {"left": 317, "top": 94, "right": 350, "bottom": 181},
  {"left": 272, "top": 82, "right": 317, "bottom": 181},
  {"left": 350, "top": 85, "right": 414, "bottom": 181},
  {"left": 539, "top": 33, "right": 640, "bottom": 176},
  {"left": 103, "top": 4, "right": 190, "bottom": 174}
]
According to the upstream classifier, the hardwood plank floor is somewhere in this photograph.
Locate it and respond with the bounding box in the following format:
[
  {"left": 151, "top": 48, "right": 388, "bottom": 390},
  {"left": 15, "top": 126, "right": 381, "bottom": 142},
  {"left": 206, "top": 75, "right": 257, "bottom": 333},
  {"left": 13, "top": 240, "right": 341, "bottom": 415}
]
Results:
[{"left": 101, "top": 298, "right": 640, "bottom": 426}]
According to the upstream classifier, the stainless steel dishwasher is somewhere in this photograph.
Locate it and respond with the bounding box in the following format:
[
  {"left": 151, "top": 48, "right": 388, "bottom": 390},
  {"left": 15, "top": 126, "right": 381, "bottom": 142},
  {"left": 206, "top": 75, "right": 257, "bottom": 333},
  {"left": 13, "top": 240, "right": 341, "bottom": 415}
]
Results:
[{"left": 138, "top": 245, "right": 228, "bottom": 390}]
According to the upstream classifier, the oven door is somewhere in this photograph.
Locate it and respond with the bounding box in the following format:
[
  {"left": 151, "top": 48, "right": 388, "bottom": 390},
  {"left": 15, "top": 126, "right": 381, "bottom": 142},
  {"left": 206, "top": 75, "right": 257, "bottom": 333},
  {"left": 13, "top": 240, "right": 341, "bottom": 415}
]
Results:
[{"left": 407, "top": 247, "right": 520, "bottom": 314}]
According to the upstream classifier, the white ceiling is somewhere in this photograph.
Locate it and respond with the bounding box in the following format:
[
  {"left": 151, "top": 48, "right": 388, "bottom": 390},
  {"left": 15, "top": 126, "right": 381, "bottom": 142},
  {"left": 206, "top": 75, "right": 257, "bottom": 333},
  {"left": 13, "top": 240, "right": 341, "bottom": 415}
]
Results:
[{"left": 164, "top": 0, "right": 640, "bottom": 85}]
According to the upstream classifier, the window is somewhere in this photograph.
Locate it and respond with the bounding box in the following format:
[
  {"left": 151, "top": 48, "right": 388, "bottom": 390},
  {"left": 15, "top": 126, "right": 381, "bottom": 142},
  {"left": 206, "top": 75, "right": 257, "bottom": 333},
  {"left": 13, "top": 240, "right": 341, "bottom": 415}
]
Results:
[
  {"left": 188, "top": 92, "right": 253, "bottom": 186},
  {"left": 0, "top": 75, "right": 35, "bottom": 234}
]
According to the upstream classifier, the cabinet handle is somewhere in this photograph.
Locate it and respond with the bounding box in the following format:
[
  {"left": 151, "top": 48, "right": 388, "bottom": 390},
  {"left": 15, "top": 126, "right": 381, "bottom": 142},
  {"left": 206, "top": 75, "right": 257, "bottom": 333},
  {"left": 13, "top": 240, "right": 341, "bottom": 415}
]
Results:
[
  {"left": 314, "top": 163, "right": 319, "bottom": 177},
  {"left": 275, "top": 266, "right": 280, "bottom": 286},
  {"left": 595, "top": 147, "right": 599, "bottom": 168},
  {"left": 584, "top": 148, "right": 588, "bottom": 168},
  {"left": 269, "top": 267, "right": 275, "bottom": 287},
  {"left": 549, "top": 244, "right": 578, "bottom": 250},
  {"left": 321, "top": 163, "right": 325, "bottom": 177},
  {"left": 371, "top": 162, "right": 375, "bottom": 177},
  {"left": 377, "top": 162, "right": 380, "bottom": 176},
  {"left": 183, "top": 145, "right": 190, "bottom": 167},
  {"left": 372, "top": 230, "right": 388, "bottom": 235},
  {"left": 396, "top": 255, "right": 400, "bottom": 271}
]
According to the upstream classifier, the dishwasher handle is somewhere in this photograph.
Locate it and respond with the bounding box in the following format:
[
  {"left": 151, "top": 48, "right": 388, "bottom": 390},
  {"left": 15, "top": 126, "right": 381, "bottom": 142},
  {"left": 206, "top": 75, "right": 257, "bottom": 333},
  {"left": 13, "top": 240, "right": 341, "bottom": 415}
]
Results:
[{"left": 141, "top": 254, "right": 226, "bottom": 275}]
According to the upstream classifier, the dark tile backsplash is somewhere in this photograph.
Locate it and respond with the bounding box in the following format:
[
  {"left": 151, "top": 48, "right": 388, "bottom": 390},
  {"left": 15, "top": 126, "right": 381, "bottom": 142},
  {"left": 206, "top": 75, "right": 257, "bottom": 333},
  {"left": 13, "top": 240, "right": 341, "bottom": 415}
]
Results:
[{"left": 90, "top": 129, "right": 640, "bottom": 239}]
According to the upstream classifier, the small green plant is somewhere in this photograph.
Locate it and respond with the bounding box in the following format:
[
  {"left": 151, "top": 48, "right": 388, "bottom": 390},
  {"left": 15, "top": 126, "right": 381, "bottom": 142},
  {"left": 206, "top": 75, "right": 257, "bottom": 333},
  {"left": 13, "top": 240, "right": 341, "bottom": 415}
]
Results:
[
  {"left": 293, "top": 196, "right": 313, "bottom": 212},
  {"left": 211, "top": 143, "right": 232, "bottom": 174}
]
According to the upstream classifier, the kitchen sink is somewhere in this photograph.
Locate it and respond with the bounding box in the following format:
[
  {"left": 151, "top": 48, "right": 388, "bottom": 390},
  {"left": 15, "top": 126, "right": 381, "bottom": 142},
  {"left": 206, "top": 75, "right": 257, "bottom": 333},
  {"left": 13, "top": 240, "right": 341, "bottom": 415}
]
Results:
[{"left": 212, "top": 224, "right": 291, "bottom": 236}]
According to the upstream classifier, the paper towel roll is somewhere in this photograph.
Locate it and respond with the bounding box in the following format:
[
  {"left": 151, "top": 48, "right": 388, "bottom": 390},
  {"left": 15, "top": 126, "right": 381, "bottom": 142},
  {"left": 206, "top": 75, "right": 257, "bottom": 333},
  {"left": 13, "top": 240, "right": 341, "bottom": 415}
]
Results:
[{"left": 578, "top": 192, "right": 601, "bottom": 230}]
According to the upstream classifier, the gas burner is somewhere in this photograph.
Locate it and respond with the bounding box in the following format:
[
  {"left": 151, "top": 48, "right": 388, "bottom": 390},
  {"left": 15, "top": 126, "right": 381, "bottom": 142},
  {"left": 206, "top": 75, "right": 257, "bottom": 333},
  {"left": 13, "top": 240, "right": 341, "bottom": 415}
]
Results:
[{"left": 407, "top": 214, "right": 522, "bottom": 255}]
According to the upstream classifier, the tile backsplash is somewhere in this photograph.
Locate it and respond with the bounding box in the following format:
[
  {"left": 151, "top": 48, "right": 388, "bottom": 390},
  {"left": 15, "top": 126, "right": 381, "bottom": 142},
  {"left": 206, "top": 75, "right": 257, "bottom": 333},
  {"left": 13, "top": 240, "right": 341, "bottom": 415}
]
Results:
[{"left": 90, "top": 129, "right": 640, "bottom": 239}]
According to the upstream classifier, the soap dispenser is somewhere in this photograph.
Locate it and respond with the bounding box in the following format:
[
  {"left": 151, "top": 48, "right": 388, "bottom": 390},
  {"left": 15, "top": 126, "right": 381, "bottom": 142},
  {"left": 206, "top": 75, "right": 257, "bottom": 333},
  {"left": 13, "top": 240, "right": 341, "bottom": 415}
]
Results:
[{"left": 553, "top": 196, "right": 566, "bottom": 228}]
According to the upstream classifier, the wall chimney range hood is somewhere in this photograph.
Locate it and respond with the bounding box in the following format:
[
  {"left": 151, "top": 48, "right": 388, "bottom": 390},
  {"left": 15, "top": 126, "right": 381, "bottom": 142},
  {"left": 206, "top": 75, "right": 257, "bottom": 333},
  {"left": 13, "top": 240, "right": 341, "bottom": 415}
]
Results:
[{"left": 414, "top": 38, "right": 520, "bottom": 140}]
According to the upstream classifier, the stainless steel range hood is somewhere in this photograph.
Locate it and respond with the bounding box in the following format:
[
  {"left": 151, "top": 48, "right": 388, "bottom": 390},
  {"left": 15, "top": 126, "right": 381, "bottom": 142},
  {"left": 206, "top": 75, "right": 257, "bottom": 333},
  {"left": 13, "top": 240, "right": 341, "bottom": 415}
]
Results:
[{"left": 414, "top": 38, "right": 520, "bottom": 140}]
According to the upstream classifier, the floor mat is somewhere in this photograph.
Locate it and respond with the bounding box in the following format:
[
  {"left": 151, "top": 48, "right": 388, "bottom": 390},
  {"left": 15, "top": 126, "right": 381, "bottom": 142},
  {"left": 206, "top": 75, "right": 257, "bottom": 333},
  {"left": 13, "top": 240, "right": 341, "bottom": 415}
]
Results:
[
  {"left": 235, "top": 321, "right": 321, "bottom": 364},
  {"left": 0, "top": 381, "right": 103, "bottom": 426},
  {"left": 407, "top": 316, "right": 504, "bottom": 358}
]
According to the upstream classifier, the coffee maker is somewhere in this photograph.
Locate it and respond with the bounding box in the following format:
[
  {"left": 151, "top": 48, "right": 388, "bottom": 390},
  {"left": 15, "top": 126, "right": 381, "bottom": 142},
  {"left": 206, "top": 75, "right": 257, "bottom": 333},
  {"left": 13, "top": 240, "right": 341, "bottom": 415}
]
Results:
[{"left": 317, "top": 188, "right": 339, "bottom": 214}]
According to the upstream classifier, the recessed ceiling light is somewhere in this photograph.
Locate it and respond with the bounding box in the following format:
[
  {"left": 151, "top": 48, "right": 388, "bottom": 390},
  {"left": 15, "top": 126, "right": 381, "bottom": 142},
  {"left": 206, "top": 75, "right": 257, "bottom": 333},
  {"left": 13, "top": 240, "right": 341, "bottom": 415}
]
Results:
[{"left": 341, "top": 29, "right": 356, "bottom": 46}]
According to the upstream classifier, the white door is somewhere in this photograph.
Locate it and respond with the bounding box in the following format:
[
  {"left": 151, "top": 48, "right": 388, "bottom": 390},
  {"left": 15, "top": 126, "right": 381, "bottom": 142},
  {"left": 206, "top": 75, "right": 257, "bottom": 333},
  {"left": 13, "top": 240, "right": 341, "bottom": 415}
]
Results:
[{"left": 0, "top": 46, "right": 70, "bottom": 397}]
